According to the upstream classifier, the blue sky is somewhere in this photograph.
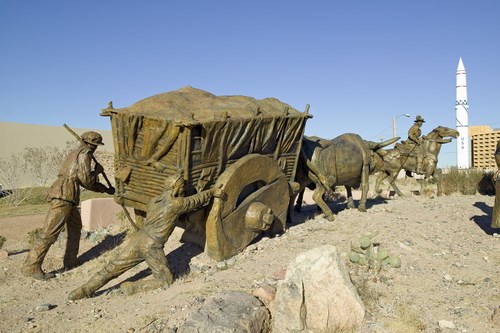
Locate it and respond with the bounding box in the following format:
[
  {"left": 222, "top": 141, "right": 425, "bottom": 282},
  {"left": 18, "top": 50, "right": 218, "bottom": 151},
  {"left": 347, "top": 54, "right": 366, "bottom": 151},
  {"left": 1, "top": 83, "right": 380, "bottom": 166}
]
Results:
[{"left": 1, "top": 1, "right": 499, "bottom": 167}]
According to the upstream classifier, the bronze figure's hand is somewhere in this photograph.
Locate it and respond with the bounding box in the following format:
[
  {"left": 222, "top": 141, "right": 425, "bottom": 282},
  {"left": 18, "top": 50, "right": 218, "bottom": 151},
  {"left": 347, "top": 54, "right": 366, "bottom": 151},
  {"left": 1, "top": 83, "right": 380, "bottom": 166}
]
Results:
[
  {"left": 106, "top": 186, "right": 116, "bottom": 195},
  {"left": 213, "top": 186, "right": 226, "bottom": 200}
]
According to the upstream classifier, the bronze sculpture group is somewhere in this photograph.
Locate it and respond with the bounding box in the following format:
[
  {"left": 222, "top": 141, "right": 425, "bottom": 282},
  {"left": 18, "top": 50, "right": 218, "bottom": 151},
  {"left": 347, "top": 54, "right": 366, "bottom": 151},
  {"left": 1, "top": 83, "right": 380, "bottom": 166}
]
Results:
[{"left": 21, "top": 87, "right": 496, "bottom": 301}]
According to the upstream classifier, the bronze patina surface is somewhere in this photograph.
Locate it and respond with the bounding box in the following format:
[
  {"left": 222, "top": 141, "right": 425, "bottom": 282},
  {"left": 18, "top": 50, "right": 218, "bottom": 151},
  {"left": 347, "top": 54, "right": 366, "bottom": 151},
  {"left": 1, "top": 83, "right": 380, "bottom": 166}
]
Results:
[
  {"left": 68, "top": 86, "right": 311, "bottom": 297},
  {"left": 373, "top": 126, "right": 459, "bottom": 196},
  {"left": 101, "top": 86, "right": 310, "bottom": 261}
]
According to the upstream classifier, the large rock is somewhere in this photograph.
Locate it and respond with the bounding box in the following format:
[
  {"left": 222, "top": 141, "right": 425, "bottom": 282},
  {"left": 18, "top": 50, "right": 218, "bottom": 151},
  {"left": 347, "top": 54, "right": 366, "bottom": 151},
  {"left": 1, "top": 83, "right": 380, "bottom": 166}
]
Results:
[
  {"left": 271, "top": 245, "right": 365, "bottom": 332},
  {"left": 178, "top": 290, "right": 270, "bottom": 333}
]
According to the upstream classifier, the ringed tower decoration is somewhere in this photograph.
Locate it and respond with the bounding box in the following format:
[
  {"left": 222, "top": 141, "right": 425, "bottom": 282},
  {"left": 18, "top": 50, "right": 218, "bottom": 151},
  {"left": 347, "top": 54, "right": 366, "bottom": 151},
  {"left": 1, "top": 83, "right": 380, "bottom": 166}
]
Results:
[{"left": 455, "top": 57, "right": 470, "bottom": 169}]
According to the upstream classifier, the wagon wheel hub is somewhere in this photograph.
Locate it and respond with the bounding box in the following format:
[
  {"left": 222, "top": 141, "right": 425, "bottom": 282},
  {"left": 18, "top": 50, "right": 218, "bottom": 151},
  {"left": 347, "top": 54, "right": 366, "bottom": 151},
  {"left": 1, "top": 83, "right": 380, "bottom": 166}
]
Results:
[{"left": 205, "top": 154, "right": 290, "bottom": 261}]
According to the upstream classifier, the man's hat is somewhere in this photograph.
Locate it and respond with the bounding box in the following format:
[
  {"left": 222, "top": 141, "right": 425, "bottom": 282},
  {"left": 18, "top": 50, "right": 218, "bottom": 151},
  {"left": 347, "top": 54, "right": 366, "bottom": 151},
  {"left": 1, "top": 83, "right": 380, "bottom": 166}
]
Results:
[
  {"left": 414, "top": 115, "right": 425, "bottom": 123},
  {"left": 81, "top": 131, "right": 104, "bottom": 146}
]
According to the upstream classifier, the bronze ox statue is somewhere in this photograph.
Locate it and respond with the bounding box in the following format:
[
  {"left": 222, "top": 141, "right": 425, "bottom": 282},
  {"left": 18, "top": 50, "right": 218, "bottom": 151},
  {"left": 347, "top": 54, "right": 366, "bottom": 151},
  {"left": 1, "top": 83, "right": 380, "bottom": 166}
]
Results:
[
  {"left": 293, "top": 133, "right": 398, "bottom": 221},
  {"left": 373, "top": 125, "right": 459, "bottom": 197}
]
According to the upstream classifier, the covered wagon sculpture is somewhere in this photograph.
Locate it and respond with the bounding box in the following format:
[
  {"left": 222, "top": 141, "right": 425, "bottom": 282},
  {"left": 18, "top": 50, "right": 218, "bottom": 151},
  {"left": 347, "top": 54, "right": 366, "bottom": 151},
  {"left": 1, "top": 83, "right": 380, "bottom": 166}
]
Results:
[{"left": 101, "top": 86, "right": 310, "bottom": 261}]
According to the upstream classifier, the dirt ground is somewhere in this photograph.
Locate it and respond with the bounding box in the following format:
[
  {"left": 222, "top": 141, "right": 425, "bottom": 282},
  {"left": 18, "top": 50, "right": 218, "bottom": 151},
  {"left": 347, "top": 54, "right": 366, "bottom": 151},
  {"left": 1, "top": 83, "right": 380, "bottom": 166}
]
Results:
[{"left": 0, "top": 180, "right": 499, "bottom": 333}]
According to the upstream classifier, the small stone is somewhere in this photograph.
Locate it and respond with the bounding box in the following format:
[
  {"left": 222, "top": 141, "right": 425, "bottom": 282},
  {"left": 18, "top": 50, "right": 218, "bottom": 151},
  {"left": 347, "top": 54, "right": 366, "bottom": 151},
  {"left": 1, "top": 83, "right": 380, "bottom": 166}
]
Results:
[
  {"left": 272, "top": 269, "right": 286, "bottom": 280},
  {"left": 35, "top": 304, "right": 53, "bottom": 312},
  {"left": 443, "top": 274, "right": 453, "bottom": 282},
  {"left": 225, "top": 257, "right": 236, "bottom": 266},
  {"left": 193, "top": 296, "right": 205, "bottom": 304},
  {"left": 0, "top": 249, "right": 8, "bottom": 260},
  {"left": 438, "top": 320, "right": 455, "bottom": 328},
  {"left": 252, "top": 283, "right": 276, "bottom": 304},
  {"left": 491, "top": 307, "right": 500, "bottom": 327}
]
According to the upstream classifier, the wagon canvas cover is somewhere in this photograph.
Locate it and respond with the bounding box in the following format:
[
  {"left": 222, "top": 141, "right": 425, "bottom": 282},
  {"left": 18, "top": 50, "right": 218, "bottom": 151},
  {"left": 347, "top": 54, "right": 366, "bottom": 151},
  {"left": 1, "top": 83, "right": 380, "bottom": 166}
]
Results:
[{"left": 102, "top": 86, "right": 309, "bottom": 210}]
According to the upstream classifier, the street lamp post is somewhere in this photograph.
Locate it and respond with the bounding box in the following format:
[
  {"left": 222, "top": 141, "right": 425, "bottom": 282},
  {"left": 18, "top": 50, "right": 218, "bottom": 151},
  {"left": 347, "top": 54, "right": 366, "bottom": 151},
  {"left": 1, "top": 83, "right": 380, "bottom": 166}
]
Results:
[{"left": 392, "top": 113, "right": 411, "bottom": 139}]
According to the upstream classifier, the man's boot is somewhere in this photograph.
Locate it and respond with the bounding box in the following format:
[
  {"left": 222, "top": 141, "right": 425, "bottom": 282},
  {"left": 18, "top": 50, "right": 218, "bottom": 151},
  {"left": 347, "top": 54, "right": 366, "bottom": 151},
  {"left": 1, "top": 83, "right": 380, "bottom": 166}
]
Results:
[
  {"left": 68, "top": 273, "right": 108, "bottom": 301},
  {"left": 22, "top": 241, "right": 55, "bottom": 281}
]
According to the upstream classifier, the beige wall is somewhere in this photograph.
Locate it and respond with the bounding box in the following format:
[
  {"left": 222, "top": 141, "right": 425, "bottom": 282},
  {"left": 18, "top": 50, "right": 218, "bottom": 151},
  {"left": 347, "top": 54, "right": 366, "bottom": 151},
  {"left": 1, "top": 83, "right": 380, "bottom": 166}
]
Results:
[
  {"left": 0, "top": 122, "right": 114, "bottom": 188},
  {"left": 0, "top": 122, "right": 113, "bottom": 159}
]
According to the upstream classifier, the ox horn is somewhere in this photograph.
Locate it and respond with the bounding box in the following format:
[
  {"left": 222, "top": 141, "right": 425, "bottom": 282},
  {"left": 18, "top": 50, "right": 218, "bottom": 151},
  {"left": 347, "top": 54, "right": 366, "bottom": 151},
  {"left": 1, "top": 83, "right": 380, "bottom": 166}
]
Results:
[{"left": 367, "top": 137, "right": 400, "bottom": 150}]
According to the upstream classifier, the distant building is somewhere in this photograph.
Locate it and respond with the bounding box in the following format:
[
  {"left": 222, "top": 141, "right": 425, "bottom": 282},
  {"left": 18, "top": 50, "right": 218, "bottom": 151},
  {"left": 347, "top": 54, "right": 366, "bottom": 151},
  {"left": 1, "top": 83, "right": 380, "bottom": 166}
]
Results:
[{"left": 470, "top": 125, "right": 500, "bottom": 169}]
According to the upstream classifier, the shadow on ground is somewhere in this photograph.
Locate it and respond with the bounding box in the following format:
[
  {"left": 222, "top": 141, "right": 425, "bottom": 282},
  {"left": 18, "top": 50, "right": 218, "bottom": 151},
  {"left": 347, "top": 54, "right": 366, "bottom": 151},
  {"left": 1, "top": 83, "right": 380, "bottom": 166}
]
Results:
[
  {"left": 471, "top": 201, "right": 496, "bottom": 235},
  {"left": 94, "top": 242, "right": 203, "bottom": 296},
  {"left": 78, "top": 232, "right": 127, "bottom": 264},
  {"left": 289, "top": 195, "right": 389, "bottom": 226}
]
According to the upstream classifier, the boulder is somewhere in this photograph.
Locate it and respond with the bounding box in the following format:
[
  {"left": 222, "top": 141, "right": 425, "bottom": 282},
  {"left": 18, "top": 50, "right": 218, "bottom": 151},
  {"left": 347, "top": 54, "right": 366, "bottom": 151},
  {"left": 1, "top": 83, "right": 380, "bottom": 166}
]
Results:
[
  {"left": 178, "top": 290, "right": 270, "bottom": 333},
  {"left": 271, "top": 245, "right": 365, "bottom": 332}
]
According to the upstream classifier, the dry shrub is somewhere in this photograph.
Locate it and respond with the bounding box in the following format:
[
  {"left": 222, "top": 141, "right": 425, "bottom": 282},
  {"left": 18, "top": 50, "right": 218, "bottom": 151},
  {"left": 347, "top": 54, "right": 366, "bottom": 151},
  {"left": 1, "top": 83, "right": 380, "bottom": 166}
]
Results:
[
  {"left": 27, "top": 228, "right": 42, "bottom": 244},
  {"left": 0, "top": 142, "right": 77, "bottom": 207},
  {"left": 354, "top": 276, "right": 382, "bottom": 313},
  {"left": 0, "top": 235, "right": 6, "bottom": 249},
  {"left": 441, "top": 168, "right": 491, "bottom": 195},
  {"left": 383, "top": 302, "right": 427, "bottom": 332}
]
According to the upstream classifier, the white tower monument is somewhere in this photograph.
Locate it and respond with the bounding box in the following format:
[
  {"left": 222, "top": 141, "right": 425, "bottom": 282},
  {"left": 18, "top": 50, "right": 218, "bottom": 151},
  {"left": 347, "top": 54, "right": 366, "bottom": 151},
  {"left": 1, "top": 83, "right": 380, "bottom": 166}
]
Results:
[{"left": 455, "top": 57, "right": 470, "bottom": 169}]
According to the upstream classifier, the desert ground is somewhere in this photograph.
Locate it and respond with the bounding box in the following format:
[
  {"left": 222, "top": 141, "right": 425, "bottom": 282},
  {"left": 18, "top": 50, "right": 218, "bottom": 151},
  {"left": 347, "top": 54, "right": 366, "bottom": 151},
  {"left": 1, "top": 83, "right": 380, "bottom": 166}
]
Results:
[{"left": 0, "top": 179, "right": 499, "bottom": 333}]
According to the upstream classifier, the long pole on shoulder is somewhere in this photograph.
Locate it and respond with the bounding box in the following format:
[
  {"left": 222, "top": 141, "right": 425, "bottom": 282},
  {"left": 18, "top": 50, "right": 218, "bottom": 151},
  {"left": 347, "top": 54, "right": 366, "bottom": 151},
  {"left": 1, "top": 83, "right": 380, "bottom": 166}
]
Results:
[{"left": 63, "top": 124, "right": 113, "bottom": 188}]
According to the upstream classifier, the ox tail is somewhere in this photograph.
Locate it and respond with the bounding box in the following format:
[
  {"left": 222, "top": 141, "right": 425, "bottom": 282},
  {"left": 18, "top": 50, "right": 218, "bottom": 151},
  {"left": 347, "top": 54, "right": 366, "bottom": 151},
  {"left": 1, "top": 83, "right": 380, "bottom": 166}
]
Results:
[{"left": 300, "top": 148, "right": 329, "bottom": 187}]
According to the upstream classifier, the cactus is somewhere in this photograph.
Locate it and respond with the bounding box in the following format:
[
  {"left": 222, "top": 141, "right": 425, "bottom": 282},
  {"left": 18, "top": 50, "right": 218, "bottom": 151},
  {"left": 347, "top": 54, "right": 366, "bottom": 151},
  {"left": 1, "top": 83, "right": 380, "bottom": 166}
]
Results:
[{"left": 348, "top": 233, "right": 401, "bottom": 274}]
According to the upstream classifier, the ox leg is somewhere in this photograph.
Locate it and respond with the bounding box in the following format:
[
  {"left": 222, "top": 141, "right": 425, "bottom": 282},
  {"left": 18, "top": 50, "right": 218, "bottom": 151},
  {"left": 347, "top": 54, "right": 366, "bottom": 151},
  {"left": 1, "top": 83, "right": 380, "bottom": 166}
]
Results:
[
  {"left": 345, "top": 186, "right": 355, "bottom": 209},
  {"left": 433, "top": 169, "right": 443, "bottom": 196},
  {"left": 389, "top": 177, "right": 404, "bottom": 197},
  {"left": 387, "top": 172, "right": 404, "bottom": 197},
  {"left": 307, "top": 176, "right": 334, "bottom": 222},
  {"left": 312, "top": 186, "right": 335, "bottom": 221},
  {"left": 294, "top": 189, "right": 304, "bottom": 213},
  {"left": 287, "top": 193, "right": 297, "bottom": 224},
  {"left": 358, "top": 165, "right": 368, "bottom": 212},
  {"left": 374, "top": 172, "right": 387, "bottom": 196}
]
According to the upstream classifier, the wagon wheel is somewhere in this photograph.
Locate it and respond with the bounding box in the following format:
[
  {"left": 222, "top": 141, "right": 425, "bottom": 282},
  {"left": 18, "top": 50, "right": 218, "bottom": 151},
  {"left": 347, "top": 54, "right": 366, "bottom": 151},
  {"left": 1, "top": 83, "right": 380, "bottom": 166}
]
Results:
[{"left": 205, "top": 154, "right": 290, "bottom": 261}]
